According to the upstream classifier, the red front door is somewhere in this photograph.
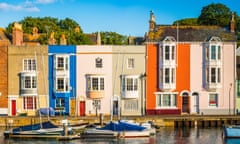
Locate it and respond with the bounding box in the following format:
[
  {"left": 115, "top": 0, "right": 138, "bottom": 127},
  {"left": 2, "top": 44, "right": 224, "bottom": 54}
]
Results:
[
  {"left": 11, "top": 100, "right": 16, "bottom": 116},
  {"left": 79, "top": 101, "right": 85, "bottom": 116}
]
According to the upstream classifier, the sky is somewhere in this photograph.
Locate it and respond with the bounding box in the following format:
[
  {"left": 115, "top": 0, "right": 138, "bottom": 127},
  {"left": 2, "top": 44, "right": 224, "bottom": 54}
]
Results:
[{"left": 0, "top": 0, "right": 239, "bottom": 36}]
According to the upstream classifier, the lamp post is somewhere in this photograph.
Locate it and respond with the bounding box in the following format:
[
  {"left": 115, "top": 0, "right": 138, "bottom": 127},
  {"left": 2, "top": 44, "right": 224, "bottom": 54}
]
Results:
[{"left": 229, "top": 83, "right": 232, "bottom": 115}]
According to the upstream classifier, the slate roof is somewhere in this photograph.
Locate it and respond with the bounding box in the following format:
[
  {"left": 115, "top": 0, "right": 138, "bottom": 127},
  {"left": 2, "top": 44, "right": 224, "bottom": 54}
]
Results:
[{"left": 146, "top": 25, "right": 237, "bottom": 42}]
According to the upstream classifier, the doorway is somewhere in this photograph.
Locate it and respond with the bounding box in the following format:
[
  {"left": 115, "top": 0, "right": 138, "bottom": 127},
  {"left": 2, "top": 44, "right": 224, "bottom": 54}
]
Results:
[
  {"left": 11, "top": 100, "right": 16, "bottom": 116},
  {"left": 192, "top": 92, "right": 199, "bottom": 114},
  {"left": 182, "top": 92, "right": 189, "bottom": 113},
  {"left": 113, "top": 100, "right": 118, "bottom": 115},
  {"left": 79, "top": 101, "right": 85, "bottom": 116}
]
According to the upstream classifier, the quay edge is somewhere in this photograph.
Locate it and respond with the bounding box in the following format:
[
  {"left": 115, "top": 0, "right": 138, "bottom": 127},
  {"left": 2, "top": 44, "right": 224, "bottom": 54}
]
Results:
[{"left": 1, "top": 115, "right": 240, "bottom": 128}]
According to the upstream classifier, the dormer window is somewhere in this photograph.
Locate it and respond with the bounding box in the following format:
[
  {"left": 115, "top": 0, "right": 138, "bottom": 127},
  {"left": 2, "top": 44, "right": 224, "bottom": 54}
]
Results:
[
  {"left": 205, "top": 36, "right": 222, "bottom": 61},
  {"left": 95, "top": 57, "right": 103, "bottom": 68}
]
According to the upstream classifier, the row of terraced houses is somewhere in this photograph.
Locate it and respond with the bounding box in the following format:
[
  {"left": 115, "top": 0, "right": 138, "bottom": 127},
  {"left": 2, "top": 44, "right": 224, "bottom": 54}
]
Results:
[{"left": 0, "top": 12, "right": 239, "bottom": 117}]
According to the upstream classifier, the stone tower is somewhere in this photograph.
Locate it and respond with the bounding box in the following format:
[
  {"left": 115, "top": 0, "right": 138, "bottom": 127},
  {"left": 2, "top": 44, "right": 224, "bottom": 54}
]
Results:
[{"left": 149, "top": 11, "right": 156, "bottom": 32}]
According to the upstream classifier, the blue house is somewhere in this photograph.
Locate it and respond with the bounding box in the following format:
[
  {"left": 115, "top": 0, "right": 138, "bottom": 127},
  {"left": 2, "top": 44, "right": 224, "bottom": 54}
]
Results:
[{"left": 48, "top": 45, "right": 76, "bottom": 115}]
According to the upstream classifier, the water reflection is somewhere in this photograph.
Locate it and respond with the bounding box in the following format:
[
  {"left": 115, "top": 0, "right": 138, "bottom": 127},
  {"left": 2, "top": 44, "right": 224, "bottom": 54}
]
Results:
[
  {"left": 157, "top": 127, "right": 224, "bottom": 144},
  {"left": 0, "top": 127, "right": 237, "bottom": 144}
]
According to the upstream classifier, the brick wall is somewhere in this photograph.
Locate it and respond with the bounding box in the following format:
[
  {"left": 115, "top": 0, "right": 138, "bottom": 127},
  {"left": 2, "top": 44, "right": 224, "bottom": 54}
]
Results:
[{"left": 0, "top": 42, "right": 8, "bottom": 108}]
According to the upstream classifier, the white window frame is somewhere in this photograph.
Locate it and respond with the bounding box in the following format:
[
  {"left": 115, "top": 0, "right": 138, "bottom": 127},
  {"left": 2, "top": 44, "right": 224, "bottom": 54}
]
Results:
[
  {"left": 22, "top": 75, "right": 37, "bottom": 89},
  {"left": 160, "top": 67, "right": 176, "bottom": 85},
  {"left": 55, "top": 55, "right": 69, "bottom": 71},
  {"left": 121, "top": 76, "right": 138, "bottom": 92},
  {"left": 23, "top": 96, "right": 37, "bottom": 110},
  {"left": 55, "top": 98, "right": 65, "bottom": 108},
  {"left": 124, "top": 100, "right": 138, "bottom": 111},
  {"left": 23, "top": 59, "right": 36, "bottom": 71},
  {"left": 156, "top": 92, "right": 177, "bottom": 108},
  {"left": 206, "top": 66, "right": 221, "bottom": 84},
  {"left": 55, "top": 76, "right": 69, "bottom": 92},
  {"left": 127, "top": 58, "right": 134, "bottom": 69},
  {"left": 208, "top": 93, "right": 218, "bottom": 107},
  {"left": 87, "top": 75, "right": 105, "bottom": 91}
]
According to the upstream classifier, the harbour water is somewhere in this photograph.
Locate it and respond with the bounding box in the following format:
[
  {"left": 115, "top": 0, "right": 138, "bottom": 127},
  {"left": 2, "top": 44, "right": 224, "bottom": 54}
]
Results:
[{"left": 0, "top": 127, "right": 239, "bottom": 144}]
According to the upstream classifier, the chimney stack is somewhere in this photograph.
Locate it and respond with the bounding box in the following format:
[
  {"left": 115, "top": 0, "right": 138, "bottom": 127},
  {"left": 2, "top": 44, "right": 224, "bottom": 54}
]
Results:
[
  {"left": 230, "top": 12, "right": 235, "bottom": 33},
  {"left": 12, "top": 22, "right": 23, "bottom": 46}
]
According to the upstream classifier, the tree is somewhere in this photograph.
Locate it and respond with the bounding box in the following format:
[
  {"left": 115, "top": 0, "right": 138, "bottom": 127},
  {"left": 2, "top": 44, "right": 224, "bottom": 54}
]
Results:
[
  {"left": 197, "top": 3, "right": 232, "bottom": 27},
  {"left": 173, "top": 18, "right": 198, "bottom": 26},
  {"left": 5, "top": 17, "right": 129, "bottom": 45},
  {"left": 58, "top": 18, "right": 81, "bottom": 32},
  {"left": 100, "top": 31, "right": 128, "bottom": 45},
  {"left": 5, "top": 16, "right": 92, "bottom": 45}
]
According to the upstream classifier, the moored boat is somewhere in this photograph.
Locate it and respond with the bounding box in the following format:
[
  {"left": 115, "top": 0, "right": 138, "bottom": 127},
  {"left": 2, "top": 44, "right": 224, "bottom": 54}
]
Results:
[
  {"left": 4, "top": 120, "right": 73, "bottom": 138},
  {"left": 81, "top": 120, "right": 156, "bottom": 139},
  {"left": 223, "top": 125, "right": 240, "bottom": 138}
]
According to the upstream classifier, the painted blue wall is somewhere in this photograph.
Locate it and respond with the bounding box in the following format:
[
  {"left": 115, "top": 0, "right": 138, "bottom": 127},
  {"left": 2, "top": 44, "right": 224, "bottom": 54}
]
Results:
[{"left": 48, "top": 45, "right": 76, "bottom": 115}]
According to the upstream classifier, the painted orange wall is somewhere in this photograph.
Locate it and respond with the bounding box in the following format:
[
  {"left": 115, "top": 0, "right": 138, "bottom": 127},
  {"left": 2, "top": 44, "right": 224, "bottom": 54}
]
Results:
[
  {"left": 146, "top": 43, "right": 191, "bottom": 112},
  {"left": 176, "top": 43, "right": 191, "bottom": 110},
  {"left": 146, "top": 44, "right": 158, "bottom": 109}
]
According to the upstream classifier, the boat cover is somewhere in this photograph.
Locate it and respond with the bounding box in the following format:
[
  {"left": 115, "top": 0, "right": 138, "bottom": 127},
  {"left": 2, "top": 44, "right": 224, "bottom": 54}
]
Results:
[
  {"left": 98, "top": 121, "right": 146, "bottom": 131},
  {"left": 39, "top": 107, "right": 55, "bottom": 116},
  {"left": 12, "top": 121, "right": 59, "bottom": 133}
]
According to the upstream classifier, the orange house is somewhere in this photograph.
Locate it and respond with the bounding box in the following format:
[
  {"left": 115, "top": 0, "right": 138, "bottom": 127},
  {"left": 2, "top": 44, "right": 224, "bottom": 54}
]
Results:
[{"left": 146, "top": 42, "right": 190, "bottom": 115}]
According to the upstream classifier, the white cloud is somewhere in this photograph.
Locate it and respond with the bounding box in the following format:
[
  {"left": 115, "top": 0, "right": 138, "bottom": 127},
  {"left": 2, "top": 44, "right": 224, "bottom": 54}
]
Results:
[
  {"left": 0, "top": 3, "right": 22, "bottom": 11},
  {"left": 35, "top": 0, "right": 55, "bottom": 4},
  {"left": 0, "top": 2, "right": 40, "bottom": 12}
]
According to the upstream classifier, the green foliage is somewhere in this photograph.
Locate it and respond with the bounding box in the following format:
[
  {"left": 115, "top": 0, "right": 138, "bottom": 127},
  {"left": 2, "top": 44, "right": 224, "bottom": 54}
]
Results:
[
  {"left": 175, "top": 3, "right": 240, "bottom": 46},
  {"left": 100, "top": 31, "right": 128, "bottom": 45},
  {"left": 197, "top": 3, "right": 232, "bottom": 27},
  {"left": 173, "top": 18, "right": 198, "bottom": 26},
  {"left": 5, "top": 16, "right": 128, "bottom": 45},
  {"left": 5, "top": 16, "right": 93, "bottom": 45}
]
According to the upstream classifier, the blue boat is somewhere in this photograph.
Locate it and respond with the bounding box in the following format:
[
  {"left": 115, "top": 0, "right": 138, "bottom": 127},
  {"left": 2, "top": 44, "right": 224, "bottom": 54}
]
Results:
[
  {"left": 82, "top": 120, "right": 155, "bottom": 138},
  {"left": 223, "top": 125, "right": 240, "bottom": 138},
  {"left": 4, "top": 120, "right": 73, "bottom": 138},
  {"left": 99, "top": 120, "right": 146, "bottom": 131}
]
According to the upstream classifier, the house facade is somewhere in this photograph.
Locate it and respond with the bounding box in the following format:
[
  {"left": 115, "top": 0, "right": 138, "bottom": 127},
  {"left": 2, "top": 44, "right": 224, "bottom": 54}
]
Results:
[
  {"left": 112, "top": 45, "right": 146, "bottom": 116},
  {"left": 48, "top": 45, "right": 76, "bottom": 116},
  {"left": 76, "top": 45, "right": 112, "bottom": 116},
  {"left": 145, "top": 12, "right": 237, "bottom": 115},
  {"left": 8, "top": 45, "right": 48, "bottom": 116}
]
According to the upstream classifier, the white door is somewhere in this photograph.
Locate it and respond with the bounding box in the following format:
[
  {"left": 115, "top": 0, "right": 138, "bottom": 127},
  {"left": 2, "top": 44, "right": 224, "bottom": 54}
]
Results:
[{"left": 191, "top": 93, "right": 199, "bottom": 114}]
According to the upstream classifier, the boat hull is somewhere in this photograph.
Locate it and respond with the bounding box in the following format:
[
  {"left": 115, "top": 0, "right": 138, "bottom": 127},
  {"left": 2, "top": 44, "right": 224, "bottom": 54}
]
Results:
[
  {"left": 4, "top": 121, "right": 73, "bottom": 139},
  {"left": 82, "top": 128, "right": 153, "bottom": 138},
  {"left": 224, "top": 126, "right": 240, "bottom": 138}
]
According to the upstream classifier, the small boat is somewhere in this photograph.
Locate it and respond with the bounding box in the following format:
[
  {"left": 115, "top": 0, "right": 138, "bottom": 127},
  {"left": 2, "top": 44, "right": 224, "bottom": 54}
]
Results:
[
  {"left": 223, "top": 125, "right": 240, "bottom": 138},
  {"left": 81, "top": 120, "right": 156, "bottom": 139},
  {"left": 4, "top": 120, "right": 73, "bottom": 138}
]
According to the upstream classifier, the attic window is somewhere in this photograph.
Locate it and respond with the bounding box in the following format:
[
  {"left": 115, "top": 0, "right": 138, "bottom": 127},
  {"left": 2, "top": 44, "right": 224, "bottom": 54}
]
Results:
[
  {"left": 208, "top": 36, "right": 221, "bottom": 43},
  {"left": 95, "top": 57, "right": 103, "bottom": 68},
  {"left": 163, "top": 36, "right": 176, "bottom": 43}
]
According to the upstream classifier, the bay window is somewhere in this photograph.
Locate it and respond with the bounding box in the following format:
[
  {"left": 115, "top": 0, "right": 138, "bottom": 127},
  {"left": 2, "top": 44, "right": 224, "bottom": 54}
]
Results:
[
  {"left": 87, "top": 76, "right": 105, "bottom": 91},
  {"left": 156, "top": 93, "right": 177, "bottom": 108}
]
